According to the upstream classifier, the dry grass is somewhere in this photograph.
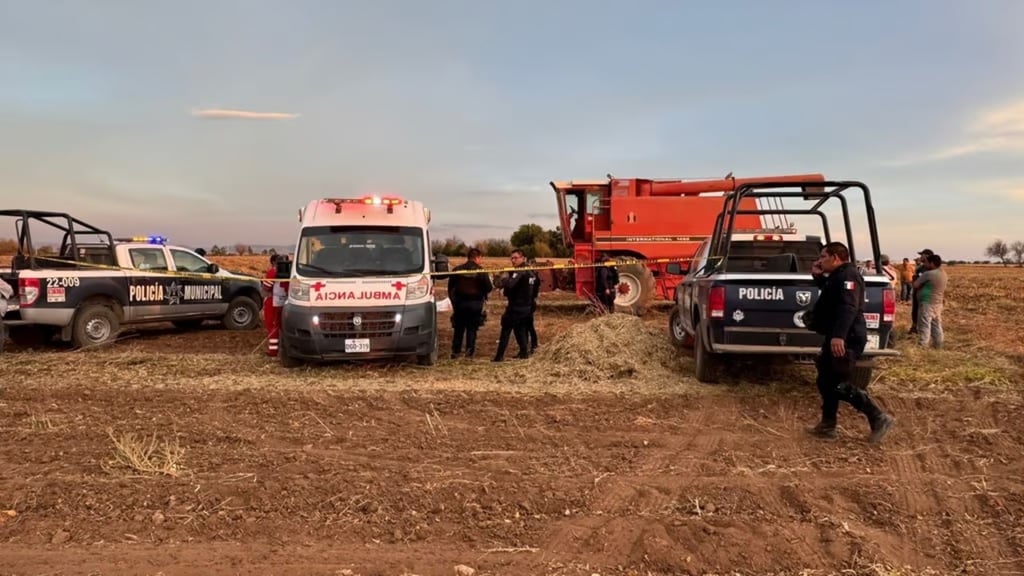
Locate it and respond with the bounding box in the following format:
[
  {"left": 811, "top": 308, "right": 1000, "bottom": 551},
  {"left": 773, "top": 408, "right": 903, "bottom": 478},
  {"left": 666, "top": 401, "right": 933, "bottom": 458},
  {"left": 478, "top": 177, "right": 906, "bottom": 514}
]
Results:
[{"left": 104, "top": 428, "right": 185, "bottom": 477}]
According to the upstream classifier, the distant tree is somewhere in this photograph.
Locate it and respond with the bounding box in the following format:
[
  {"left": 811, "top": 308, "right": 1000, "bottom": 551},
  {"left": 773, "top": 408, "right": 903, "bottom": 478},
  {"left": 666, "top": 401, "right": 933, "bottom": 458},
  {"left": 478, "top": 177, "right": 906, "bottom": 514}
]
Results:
[
  {"left": 209, "top": 245, "right": 228, "bottom": 256},
  {"left": 1010, "top": 240, "right": 1024, "bottom": 266},
  {"left": 509, "top": 223, "right": 571, "bottom": 259},
  {"left": 36, "top": 245, "right": 55, "bottom": 256},
  {"left": 268, "top": 248, "right": 277, "bottom": 256},
  {"left": 0, "top": 238, "right": 17, "bottom": 255},
  {"left": 431, "top": 235, "right": 468, "bottom": 257},
  {"left": 474, "top": 238, "right": 513, "bottom": 257},
  {"left": 985, "top": 239, "right": 1010, "bottom": 266}
]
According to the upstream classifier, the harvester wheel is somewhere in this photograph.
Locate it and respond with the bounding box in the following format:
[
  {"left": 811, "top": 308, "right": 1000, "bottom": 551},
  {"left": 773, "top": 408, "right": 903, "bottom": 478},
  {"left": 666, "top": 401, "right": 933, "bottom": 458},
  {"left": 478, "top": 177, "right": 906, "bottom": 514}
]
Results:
[
  {"left": 614, "top": 258, "right": 656, "bottom": 315},
  {"left": 669, "top": 306, "right": 694, "bottom": 349}
]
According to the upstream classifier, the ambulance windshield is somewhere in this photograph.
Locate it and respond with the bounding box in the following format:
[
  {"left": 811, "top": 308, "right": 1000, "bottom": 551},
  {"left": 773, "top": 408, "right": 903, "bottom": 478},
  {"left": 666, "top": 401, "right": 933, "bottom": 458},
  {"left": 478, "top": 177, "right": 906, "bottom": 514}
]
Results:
[{"left": 295, "top": 225, "right": 425, "bottom": 277}]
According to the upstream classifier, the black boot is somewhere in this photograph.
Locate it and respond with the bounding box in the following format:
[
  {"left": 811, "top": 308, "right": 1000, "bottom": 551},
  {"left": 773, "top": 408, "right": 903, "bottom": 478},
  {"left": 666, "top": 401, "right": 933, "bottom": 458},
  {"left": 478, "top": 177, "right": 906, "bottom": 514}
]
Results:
[
  {"left": 807, "top": 418, "right": 837, "bottom": 439},
  {"left": 868, "top": 413, "right": 895, "bottom": 444}
]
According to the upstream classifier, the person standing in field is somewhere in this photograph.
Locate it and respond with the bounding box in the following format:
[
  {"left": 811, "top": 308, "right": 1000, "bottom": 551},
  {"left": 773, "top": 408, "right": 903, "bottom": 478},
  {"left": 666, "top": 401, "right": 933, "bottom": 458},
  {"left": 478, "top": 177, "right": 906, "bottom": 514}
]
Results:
[
  {"left": 899, "top": 257, "right": 915, "bottom": 302},
  {"left": 880, "top": 255, "right": 900, "bottom": 297},
  {"left": 909, "top": 248, "right": 933, "bottom": 333},
  {"left": 447, "top": 248, "right": 493, "bottom": 359},
  {"left": 262, "top": 254, "right": 282, "bottom": 356},
  {"left": 493, "top": 249, "right": 536, "bottom": 362},
  {"left": 807, "top": 241, "right": 895, "bottom": 443},
  {"left": 594, "top": 253, "right": 619, "bottom": 313},
  {"left": 913, "top": 253, "right": 948, "bottom": 349}
]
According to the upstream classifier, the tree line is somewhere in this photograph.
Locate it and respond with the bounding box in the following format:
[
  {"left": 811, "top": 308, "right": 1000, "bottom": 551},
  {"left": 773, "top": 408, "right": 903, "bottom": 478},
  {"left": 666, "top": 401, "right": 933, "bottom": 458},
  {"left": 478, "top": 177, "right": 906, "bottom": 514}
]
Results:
[
  {"left": 984, "top": 239, "right": 1024, "bottom": 266},
  {"left": 430, "top": 224, "right": 572, "bottom": 259}
]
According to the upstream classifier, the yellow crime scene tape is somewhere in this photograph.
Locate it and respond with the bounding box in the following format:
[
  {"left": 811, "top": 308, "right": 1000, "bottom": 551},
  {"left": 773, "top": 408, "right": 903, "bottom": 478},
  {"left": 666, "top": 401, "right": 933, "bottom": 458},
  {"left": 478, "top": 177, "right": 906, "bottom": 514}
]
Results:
[{"left": 26, "top": 254, "right": 722, "bottom": 282}]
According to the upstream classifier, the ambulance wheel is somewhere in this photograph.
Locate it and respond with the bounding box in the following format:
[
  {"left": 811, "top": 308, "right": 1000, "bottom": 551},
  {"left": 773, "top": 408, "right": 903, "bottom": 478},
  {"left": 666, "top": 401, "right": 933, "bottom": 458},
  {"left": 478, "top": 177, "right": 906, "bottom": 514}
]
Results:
[
  {"left": 277, "top": 334, "right": 302, "bottom": 368},
  {"left": 72, "top": 302, "right": 121, "bottom": 349},
  {"left": 417, "top": 334, "right": 438, "bottom": 366},
  {"left": 223, "top": 296, "right": 260, "bottom": 330},
  {"left": 614, "top": 258, "right": 656, "bottom": 315}
]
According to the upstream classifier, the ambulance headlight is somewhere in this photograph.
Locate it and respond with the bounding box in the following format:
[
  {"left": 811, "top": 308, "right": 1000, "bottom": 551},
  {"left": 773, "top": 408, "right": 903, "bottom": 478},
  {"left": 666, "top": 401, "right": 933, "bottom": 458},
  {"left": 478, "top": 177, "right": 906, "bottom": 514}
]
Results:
[
  {"left": 405, "top": 275, "right": 430, "bottom": 300},
  {"left": 290, "top": 282, "right": 310, "bottom": 302}
]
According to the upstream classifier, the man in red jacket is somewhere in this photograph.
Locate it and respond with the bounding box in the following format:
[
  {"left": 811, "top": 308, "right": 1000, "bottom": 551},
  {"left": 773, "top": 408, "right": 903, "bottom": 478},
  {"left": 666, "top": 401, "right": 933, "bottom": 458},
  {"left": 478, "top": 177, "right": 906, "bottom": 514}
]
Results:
[{"left": 262, "top": 255, "right": 282, "bottom": 356}]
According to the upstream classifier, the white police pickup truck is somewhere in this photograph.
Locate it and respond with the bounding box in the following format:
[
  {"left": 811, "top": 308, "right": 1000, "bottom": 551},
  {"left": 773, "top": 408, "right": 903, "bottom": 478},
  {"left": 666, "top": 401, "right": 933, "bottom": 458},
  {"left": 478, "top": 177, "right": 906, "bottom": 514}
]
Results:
[{"left": 0, "top": 209, "right": 264, "bottom": 349}]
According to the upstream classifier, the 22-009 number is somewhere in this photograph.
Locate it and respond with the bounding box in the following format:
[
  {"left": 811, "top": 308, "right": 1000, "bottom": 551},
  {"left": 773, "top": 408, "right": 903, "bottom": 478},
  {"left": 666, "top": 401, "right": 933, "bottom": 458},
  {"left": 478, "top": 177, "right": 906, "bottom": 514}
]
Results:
[{"left": 46, "top": 276, "right": 81, "bottom": 288}]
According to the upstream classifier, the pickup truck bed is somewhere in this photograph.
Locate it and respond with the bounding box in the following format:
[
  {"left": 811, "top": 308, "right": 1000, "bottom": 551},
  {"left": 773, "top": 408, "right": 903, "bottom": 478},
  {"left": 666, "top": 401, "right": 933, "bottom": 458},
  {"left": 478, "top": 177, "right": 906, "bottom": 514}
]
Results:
[{"left": 674, "top": 240, "right": 899, "bottom": 385}]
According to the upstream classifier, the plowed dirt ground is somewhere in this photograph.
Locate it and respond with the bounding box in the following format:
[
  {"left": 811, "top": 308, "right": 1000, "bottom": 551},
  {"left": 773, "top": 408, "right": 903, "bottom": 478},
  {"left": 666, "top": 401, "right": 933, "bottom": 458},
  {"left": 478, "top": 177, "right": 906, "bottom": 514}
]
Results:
[{"left": 2, "top": 264, "right": 1023, "bottom": 576}]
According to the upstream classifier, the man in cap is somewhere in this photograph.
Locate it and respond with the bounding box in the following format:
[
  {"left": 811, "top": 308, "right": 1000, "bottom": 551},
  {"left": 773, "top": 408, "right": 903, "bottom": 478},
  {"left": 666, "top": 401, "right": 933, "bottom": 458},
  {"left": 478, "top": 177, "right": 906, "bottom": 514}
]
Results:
[{"left": 909, "top": 249, "right": 933, "bottom": 334}]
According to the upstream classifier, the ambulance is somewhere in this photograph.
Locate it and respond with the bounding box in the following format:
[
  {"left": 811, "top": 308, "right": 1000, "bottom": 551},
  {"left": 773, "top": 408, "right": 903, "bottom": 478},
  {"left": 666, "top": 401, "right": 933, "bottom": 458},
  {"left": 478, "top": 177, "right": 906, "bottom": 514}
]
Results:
[{"left": 277, "top": 196, "right": 448, "bottom": 367}]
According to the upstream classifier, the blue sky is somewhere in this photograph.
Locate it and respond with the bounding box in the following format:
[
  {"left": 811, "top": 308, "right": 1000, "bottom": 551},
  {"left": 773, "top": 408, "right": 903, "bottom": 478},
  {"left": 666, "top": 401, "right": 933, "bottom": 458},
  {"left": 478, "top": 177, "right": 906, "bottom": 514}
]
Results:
[{"left": 1, "top": 0, "right": 1023, "bottom": 261}]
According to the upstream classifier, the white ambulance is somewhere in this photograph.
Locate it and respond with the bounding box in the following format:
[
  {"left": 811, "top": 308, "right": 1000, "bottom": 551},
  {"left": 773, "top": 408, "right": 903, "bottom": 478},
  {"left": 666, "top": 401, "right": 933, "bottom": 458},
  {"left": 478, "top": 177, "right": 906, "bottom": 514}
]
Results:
[{"left": 277, "top": 196, "right": 448, "bottom": 367}]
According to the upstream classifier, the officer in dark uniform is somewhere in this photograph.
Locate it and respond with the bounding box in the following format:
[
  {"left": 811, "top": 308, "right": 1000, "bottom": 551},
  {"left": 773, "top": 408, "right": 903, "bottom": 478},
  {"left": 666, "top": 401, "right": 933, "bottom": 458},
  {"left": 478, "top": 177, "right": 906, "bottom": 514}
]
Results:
[
  {"left": 493, "top": 249, "right": 536, "bottom": 362},
  {"left": 807, "top": 241, "right": 895, "bottom": 443},
  {"left": 594, "top": 252, "right": 619, "bottom": 313},
  {"left": 524, "top": 257, "right": 540, "bottom": 352},
  {"left": 447, "top": 248, "right": 493, "bottom": 359}
]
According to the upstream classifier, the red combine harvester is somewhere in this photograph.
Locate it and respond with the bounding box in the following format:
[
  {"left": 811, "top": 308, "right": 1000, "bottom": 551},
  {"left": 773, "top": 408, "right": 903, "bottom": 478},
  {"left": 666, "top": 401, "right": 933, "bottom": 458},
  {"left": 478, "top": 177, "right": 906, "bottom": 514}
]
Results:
[{"left": 547, "top": 173, "right": 827, "bottom": 314}]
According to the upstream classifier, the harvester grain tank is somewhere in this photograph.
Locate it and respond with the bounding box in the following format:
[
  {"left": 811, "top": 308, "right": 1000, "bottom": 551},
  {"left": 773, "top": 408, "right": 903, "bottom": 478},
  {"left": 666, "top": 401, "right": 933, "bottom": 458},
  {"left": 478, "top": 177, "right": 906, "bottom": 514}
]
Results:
[{"left": 548, "top": 173, "right": 827, "bottom": 314}]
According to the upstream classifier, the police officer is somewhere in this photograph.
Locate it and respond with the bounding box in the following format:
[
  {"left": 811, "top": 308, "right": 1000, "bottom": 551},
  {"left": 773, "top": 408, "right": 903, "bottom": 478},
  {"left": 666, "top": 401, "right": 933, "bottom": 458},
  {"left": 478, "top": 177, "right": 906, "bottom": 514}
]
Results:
[
  {"left": 493, "top": 249, "right": 536, "bottom": 362},
  {"left": 524, "top": 257, "right": 540, "bottom": 353},
  {"left": 594, "top": 253, "right": 619, "bottom": 313},
  {"left": 448, "top": 248, "right": 493, "bottom": 359},
  {"left": 807, "top": 241, "right": 895, "bottom": 443}
]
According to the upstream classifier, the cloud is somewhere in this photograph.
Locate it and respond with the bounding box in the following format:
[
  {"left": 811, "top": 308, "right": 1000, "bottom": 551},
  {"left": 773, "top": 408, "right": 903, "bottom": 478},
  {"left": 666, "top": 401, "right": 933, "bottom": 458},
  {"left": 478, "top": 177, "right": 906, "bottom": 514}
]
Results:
[
  {"left": 971, "top": 178, "right": 1024, "bottom": 203},
  {"left": 190, "top": 108, "right": 300, "bottom": 120},
  {"left": 882, "top": 99, "right": 1024, "bottom": 166}
]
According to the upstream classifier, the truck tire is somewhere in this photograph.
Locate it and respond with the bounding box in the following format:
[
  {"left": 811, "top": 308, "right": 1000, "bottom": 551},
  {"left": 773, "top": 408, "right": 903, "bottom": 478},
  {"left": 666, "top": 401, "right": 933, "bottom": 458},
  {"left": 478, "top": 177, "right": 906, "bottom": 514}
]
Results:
[
  {"left": 614, "top": 258, "right": 656, "bottom": 315},
  {"left": 694, "top": 325, "right": 720, "bottom": 384},
  {"left": 851, "top": 366, "right": 873, "bottom": 390},
  {"left": 669, "top": 306, "right": 694, "bottom": 349},
  {"left": 72, "top": 302, "right": 121, "bottom": 349},
  {"left": 222, "top": 296, "right": 260, "bottom": 330},
  {"left": 172, "top": 319, "right": 205, "bottom": 330}
]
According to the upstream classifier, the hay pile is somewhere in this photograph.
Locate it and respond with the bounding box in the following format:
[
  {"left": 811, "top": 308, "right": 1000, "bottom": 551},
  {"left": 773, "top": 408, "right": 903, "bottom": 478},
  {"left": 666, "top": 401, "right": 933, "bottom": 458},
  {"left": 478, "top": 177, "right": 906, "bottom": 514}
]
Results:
[{"left": 531, "top": 313, "right": 681, "bottom": 382}]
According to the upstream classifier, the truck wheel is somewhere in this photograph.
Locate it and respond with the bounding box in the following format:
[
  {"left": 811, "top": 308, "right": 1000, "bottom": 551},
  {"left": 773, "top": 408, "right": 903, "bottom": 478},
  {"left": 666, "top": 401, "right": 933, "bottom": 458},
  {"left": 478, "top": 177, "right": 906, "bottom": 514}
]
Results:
[
  {"left": 614, "top": 258, "right": 656, "bottom": 315},
  {"left": 223, "top": 296, "right": 260, "bottom": 330},
  {"left": 72, "top": 303, "right": 121, "bottom": 349},
  {"left": 694, "top": 325, "right": 720, "bottom": 384},
  {"left": 172, "top": 319, "right": 205, "bottom": 330},
  {"left": 417, "top": 334, "right": 438, "bottom": 366},
  {"left": 851, "top": 366, "right": 873, "bottom": 390},
  {"left": 669, "top": 306, "right": 694, "bottom": 349}
]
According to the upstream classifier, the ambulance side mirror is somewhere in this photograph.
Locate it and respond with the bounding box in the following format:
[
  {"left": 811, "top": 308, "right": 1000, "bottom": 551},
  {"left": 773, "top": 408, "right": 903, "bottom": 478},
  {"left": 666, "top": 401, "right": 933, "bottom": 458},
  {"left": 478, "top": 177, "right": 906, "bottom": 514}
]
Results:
[
  {"left": 275, "top": 257, "right": 292, "bottom": 277},
  {"left": 432, "top": 254, "right": 449, "bottom": 273}
]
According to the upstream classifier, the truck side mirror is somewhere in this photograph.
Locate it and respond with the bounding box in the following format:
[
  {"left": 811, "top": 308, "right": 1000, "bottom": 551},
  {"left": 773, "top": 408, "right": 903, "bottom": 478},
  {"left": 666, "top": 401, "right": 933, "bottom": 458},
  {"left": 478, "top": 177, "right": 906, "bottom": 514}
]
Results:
[
  {"left": 207, "top": 263, "right": 220, "bottom": 274},
  {"left": 432, "top": 254, "right": 450, "bottom": 273},
  {"left": 665, "top": 263, "right": 683, "bottom": 275}
]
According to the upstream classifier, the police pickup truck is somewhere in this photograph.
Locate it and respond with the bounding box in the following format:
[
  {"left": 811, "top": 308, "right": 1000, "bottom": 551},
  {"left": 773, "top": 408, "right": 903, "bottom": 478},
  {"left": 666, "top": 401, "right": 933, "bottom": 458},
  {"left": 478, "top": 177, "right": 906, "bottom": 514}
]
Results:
[
  {"left": 0, "top": 209, "right": 263, "bottom": 349},
  {"left": 669, "top": 181, "right": 899, "bottom": 385}
]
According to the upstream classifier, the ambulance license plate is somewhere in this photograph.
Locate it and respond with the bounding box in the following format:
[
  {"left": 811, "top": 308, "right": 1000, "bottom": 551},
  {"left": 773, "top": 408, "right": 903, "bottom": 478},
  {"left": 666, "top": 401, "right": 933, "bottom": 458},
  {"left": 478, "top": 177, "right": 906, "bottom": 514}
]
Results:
[{"left": 345, "top": 339, "right": 371, "bottom": 353}]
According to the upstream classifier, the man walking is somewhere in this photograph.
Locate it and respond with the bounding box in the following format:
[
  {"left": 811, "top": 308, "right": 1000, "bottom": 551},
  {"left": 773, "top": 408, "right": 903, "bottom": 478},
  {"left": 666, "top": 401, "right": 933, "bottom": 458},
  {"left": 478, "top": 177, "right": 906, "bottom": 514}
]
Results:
[
  {"left": 914, "top": 253, "right": 947, "bottom": 348},
  {"left": 447, "top": 248, "right": 493, "bottom": 358},
  {"left": 807, "top": 241, "right": 895, "bottom": 443},
  {"left": 493, "top": 249, "right": 536, "bottom": 362}
]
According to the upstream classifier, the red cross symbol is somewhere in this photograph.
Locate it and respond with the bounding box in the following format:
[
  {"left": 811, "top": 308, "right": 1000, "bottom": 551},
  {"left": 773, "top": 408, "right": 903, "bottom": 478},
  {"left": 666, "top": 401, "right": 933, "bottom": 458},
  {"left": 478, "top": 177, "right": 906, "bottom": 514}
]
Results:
[
  {"left": 391, "top": 281, "right": 406, "bottom": 291},
  {"left": 310, "top": 281, "right": 326, "bottom": 292}
]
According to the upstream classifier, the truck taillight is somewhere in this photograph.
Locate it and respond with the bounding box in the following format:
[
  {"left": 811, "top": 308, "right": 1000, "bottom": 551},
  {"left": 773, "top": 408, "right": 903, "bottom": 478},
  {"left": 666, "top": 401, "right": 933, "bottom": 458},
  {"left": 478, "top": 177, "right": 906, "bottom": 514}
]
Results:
[
  {"left": 882, "top": 287, "right": 895, "bottom": 322},
  {"left": 753, "top": 234, "right": 783, "bottom": 241},
  {"left": 709, "top": 286, "right": 725, "bottom": 318},
  {"left": 19, "top": 277, "right": 40, "bottom": 307}
]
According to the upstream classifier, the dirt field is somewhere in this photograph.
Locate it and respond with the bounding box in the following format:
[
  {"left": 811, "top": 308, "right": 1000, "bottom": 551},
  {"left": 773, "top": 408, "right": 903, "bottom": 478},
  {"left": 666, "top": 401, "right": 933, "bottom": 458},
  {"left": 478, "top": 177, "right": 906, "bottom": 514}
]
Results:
[{"left": 2, "top": 263, "right": 1023, "bottom": 575}]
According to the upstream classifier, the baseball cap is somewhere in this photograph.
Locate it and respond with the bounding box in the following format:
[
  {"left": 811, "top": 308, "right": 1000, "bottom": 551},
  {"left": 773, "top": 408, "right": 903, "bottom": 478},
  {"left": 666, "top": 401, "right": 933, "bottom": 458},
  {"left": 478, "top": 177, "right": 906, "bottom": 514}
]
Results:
[{"left": 917, "top": 248, "right": 934, "bottom": 256}]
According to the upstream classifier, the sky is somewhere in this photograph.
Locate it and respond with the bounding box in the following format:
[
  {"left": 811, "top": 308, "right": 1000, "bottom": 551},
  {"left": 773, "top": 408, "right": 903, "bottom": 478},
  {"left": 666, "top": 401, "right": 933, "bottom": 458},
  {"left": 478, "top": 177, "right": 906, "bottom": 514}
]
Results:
[{"left": 1, "top": 0, "right": 1023, "bottom": 261}]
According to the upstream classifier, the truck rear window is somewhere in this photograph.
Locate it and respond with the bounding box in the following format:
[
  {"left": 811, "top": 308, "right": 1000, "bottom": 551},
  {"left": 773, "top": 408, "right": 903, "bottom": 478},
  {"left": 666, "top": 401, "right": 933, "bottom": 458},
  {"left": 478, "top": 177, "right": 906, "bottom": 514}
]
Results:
[{"left": 724, "top": 241, "right": 822, "bottom": 273}]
